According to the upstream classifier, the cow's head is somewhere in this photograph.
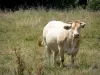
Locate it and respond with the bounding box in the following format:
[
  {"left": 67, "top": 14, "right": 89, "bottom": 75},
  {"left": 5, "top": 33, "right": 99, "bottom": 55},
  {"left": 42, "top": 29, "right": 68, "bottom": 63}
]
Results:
[{"left": 64, "top": 20, "right": 86, "bottom": 38}]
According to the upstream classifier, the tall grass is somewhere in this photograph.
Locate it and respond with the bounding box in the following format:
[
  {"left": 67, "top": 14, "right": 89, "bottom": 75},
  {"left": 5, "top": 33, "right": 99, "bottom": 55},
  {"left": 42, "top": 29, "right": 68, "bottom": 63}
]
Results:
[{"left": 0, "top": 8, "right": 100, "bottom": 75}]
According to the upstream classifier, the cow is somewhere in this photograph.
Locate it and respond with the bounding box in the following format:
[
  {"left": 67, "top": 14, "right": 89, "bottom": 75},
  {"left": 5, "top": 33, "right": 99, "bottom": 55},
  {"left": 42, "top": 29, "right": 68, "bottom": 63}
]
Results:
[{"left": 39, "top": 20, "right": 86, "bottom": 67}]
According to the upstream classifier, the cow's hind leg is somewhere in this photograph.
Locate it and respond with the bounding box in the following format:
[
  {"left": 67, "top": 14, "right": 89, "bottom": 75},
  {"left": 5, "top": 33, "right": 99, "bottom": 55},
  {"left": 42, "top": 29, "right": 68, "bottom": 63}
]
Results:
[
  {"left": 45, "top": 45, "right": 51, "bottom": 66},
  {"left": 43, "top": 37, "right": 51, "bottom": 65},
  {"left": 53, "top": 51, "right": 58, "bottom": 66}
]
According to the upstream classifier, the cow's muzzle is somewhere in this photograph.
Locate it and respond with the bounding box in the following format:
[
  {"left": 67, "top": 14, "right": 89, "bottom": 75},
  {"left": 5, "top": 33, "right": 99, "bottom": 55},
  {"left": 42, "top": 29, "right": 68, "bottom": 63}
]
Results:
[{"left": 74, "top": 34, "right": 79, "bottom": 38}]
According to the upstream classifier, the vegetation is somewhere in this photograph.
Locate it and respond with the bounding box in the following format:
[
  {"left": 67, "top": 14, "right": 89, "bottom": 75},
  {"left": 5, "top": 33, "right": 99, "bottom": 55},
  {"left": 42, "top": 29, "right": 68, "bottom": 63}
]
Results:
[
  {"left": 1, "top": 0, "right": 100, "bottom": 11},
  {"left": 87, "top": 0, "right": 100, "bottom": 11},
  {"left": 0, "top": 8, "right": 100, "bottom": 75}
]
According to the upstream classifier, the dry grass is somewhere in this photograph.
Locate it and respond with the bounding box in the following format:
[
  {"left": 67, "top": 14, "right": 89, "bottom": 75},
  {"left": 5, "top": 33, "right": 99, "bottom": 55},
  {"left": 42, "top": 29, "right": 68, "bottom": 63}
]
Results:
[{"left": 0, "top": 8, "right": 100, "bottom": 75}]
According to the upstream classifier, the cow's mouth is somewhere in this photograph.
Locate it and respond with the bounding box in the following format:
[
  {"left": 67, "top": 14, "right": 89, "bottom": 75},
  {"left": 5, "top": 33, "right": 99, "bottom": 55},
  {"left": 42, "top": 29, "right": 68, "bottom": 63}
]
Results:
[{"left": 74, "top": 35, "right": 79, "bottom": 39}]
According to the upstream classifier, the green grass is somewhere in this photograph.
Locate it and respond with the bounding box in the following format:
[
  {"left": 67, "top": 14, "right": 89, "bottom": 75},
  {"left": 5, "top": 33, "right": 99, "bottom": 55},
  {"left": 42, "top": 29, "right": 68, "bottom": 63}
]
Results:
[{"left": 0, "top": 8, "right": 100, "bottom": 75}]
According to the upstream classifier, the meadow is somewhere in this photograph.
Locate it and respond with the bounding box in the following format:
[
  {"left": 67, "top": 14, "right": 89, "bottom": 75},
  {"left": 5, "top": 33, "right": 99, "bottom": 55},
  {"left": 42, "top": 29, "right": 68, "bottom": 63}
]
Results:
[{"left": 0, "top": 8, "right": 100, "bottom": 75}]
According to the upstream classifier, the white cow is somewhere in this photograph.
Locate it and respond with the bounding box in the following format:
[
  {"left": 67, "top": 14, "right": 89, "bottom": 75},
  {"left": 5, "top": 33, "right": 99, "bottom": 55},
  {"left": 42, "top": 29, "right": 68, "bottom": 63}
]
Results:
[{"left": 39, "top": 20, "right": 86, "bottom": 67}]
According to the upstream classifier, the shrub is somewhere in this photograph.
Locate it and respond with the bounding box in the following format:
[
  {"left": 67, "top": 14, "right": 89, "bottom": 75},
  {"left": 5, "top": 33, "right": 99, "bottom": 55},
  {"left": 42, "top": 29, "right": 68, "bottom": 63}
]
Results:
[{"left": 87, "top": 0, "right": 100, "bottom": 11}]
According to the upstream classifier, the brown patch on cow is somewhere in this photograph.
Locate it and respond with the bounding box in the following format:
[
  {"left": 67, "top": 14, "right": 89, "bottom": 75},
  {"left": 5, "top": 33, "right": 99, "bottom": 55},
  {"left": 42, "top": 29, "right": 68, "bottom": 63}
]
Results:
[
  {"left": 59, "top": 33, "right": 66, "bottom": 41},
  {"left": 57, "top": 32, "right": 67, "bottom": 45},
  {"left": 72, "top": 20, "right": 81, "bottom": 29}
]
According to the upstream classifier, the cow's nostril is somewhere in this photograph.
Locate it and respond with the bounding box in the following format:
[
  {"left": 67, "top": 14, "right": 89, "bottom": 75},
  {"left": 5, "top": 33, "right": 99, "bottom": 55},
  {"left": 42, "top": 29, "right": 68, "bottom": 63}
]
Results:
[
  {"left": 76, "top": 34, "right": 79, "bottom": 36},
  {"left": 74, "top": 34, "right": 79, "bottom": 38}
]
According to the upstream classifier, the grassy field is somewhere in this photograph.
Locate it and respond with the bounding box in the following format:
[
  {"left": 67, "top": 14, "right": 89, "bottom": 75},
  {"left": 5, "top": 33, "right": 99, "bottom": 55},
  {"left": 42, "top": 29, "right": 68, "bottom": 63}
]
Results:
[{"left": 0, "top": 8, "right": 100, "bottom": 75}]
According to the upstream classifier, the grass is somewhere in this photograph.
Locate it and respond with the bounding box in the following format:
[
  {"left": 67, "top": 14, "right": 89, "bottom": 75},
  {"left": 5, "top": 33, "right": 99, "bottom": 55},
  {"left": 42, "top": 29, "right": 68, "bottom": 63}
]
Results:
[{"left": 0, "top": 8, "right": 100, "bottom": 75}]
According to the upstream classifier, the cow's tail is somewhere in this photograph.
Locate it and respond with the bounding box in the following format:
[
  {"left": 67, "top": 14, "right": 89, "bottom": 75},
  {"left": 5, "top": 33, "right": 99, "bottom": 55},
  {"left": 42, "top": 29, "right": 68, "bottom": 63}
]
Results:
[{"left": 38, "top": 39, "right": 44, "bottom": 47}]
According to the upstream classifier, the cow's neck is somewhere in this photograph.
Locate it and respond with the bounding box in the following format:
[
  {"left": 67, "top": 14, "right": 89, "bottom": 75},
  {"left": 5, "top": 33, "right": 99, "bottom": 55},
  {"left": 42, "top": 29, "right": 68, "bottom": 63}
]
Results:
[
  {"left": 72, "top": 38, "right": 78, "bottom": 47},
  {"left": 68, "top": 36, "right": 79, "bottom": 48}
]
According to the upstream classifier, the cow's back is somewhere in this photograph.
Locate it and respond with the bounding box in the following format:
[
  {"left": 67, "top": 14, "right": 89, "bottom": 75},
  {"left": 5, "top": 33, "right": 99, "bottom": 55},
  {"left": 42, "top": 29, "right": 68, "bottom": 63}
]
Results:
[{"left": 43, "top": 21, "right": 70, "bottom": 38}]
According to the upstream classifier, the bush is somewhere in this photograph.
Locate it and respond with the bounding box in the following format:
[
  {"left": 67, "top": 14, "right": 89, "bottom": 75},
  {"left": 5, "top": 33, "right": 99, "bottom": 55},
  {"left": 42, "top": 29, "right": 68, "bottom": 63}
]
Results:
[{"left": 87, "top": 0, "right": 100, "bottom": 11}]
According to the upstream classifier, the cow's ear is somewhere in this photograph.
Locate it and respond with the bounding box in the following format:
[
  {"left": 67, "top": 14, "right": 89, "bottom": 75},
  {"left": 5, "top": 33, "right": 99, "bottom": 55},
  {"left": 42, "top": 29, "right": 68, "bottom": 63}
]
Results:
[
  {"left": 64, "top": 25, "right": 71, "bottom": 30},
  {"left": 80, "top": 22, "right": 86, "bottom": 28}
]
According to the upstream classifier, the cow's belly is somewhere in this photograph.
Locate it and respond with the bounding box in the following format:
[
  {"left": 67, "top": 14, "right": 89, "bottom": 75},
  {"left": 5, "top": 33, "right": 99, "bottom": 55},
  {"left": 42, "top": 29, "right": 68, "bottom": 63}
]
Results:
[{"left": 47, "top": 43, "right": 59, "bottom": 52}]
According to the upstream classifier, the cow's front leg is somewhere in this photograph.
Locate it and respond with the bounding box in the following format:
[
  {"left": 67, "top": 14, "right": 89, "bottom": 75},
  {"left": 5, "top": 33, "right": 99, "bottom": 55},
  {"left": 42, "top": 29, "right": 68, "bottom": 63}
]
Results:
[
  {"left": 71, "top": 55, "right": 74, "bottom": 65},
  {"left": 58, "top": 46, "right": 64, "bottom": 68},
  {"left": 71, "top": 55, "right": 78, "bottom": 68}
]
